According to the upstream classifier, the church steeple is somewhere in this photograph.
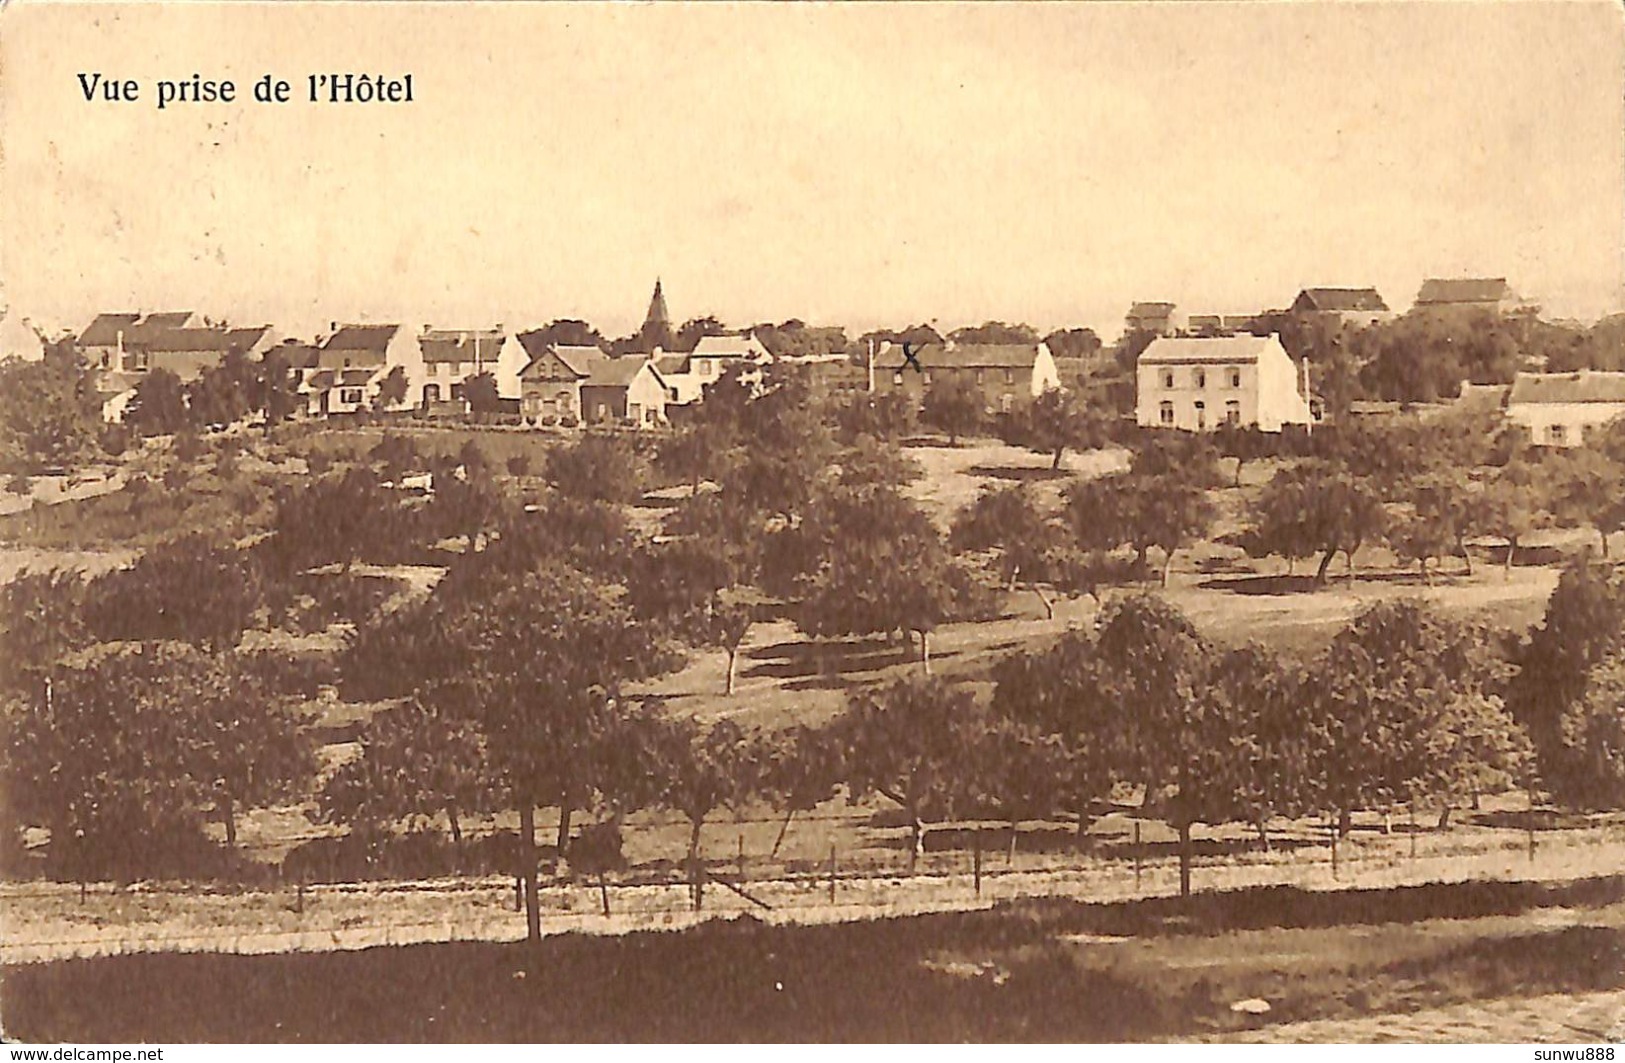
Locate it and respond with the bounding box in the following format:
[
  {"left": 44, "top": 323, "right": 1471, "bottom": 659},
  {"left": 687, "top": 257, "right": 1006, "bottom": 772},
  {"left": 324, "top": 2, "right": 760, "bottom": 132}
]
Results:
[{"left": 638, "top": 278, "right": 672, "bottom": 352}]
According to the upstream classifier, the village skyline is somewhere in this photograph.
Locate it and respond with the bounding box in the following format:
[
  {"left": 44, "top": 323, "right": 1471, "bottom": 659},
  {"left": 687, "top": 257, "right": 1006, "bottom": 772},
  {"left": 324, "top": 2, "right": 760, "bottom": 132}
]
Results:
[{"left": 3, "top": 2, "right": 1622, "bottom": 340}]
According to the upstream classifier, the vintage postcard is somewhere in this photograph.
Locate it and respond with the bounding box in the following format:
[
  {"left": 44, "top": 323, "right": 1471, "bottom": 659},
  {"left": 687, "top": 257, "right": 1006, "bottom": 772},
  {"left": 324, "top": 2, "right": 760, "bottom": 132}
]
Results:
[{"left": 1, "top": 0, "right": 1623, "bottom": 1048}]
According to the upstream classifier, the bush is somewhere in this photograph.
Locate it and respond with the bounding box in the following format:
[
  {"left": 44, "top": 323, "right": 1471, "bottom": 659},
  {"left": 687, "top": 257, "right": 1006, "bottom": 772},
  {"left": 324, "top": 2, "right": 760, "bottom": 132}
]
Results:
[
  {"left": 173, "top": 431, "right": 205, "bottom": 463},
  {"left": 4, "top": 473, "right": 31, "bottom": 497},
  {"left": 99, "top": 423, "right": 133, "bottom": 458},
  {"left": 305, "top": 450, "right": 333, "bottom": 475}
]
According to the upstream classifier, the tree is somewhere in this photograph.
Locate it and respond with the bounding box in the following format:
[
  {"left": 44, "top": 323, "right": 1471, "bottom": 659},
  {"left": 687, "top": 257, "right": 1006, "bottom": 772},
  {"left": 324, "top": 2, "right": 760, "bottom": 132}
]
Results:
[
  {"left": 463, "top": 373, "right": 502, "bottom": 416},
  {"left": 266, "top": 468, "right": 403, "bottom": 578},
  {"left": 3, "top": 645, "right": 314, "bottom": 877},
  {"left": 125, "top": 368, "right": 191, "bottom": 437},
  {"left": 832, "top": 676, "right": 983, "bottom": 869},
  {"left": 544, "top": 434, "right": 647, "bottom": 504},
  {"left": 975, "top": 716, "right": 1078, "bottom": 859},
  {"left": 650, "top": 716, "right": 758, "bottom": 907},
  {"left": 998, "top": 388, "right": 1113, "bottom": 470},
  {"left": 1211, "top": 423, "right": 1274, "bottom": 488},
  {"left": 319, "top": 697, "right": 490, "bottom": 847},
  {"left": 1064, "top": 471, "right": 1216, "bottom": 586},
  {"left": 951, "top": 483, "right": 1076, "bottom": 615},
  {"left": 1480, "top": 459, "right": 1550, "bottom": 574},
  {"left": 414, "top": 565, "right": 676, "bottom": 947},
  {"left": 1309, "top": 600, "right": 1532, "bottom": 831},
  {"left": 919, "top": 375, "right": 985, "bottom": 446},
  {"left": 656, "top": 420, "right": 737, "bottom": 496},
  {"left": 83, "top": 535, "right": 266, "bottom": 651},
  {"left": 756, "top": 725, "right": 844, "bottom": 856},
  {"left": 626, "top": 536, "right": 754, "bottom": 694},
  {"left": 251, "top": 347, "right": 302, "bottom": 427},
  {"left": 1509, "top": 558, "right": 1625, "bottom": 805},
  {"left": 187, "top": 351, "right": 257, "bottom": 428},
  {"left": 795, "top": 486, "right": 969, "bottom": 671},
  {"left": 0, "top": 569, "right": 89, "bottom": 694},
  {"left": 1555, "top": 653, "right": 1625, "bottom": 810},
  {"left": 1547, "top": 448, "right": 1625, "bottom": 558},
  {"left": 833, "top": 390, "right": 917, "bottom": 443},
  {"left": 0, "top": 354, "right": 101, "bottom": 473},
  {"left": 373, "top": 366, "right": 410, "bottom": 412},
  {"left": 948, "top": 322, "right": 1039, "bottom": 346},
  {"left": 521, "top": 320, "right": 606, "bottom": 351},
  {"left": 1041, "top": 327, "right": 1103, "bottom": 362},
  {"left": 1241, "top": 461, "right": 1387, "bottom": 582}
]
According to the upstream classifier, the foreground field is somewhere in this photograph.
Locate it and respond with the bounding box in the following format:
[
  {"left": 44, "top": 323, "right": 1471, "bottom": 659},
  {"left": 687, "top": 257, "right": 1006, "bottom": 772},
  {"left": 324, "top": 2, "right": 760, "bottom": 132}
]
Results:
[{"left": 6, "top": 876, "right": 1622, "bottom": 1042}]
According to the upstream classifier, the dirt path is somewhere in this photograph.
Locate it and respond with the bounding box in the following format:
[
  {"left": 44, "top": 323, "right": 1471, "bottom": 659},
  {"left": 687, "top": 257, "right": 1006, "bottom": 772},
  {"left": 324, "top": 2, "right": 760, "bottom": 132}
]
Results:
[{"left": 1208, "top": 989, "right": 1625, "bottom": 1044}]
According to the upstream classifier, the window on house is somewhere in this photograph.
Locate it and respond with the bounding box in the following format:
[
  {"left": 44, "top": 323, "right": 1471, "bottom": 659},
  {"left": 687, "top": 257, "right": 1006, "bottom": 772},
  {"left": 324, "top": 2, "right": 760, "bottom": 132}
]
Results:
[
  {"left": 1194, "top": 400, "right": 1207, "bottom": 429},
  {"left": 893, "top": 371, "right": 904, "bottom": 386},
  {"left": 1001, "top": 393, "right": 1014, "bottom": 413},
  {"left": 1003, "top": 369, "right": 1015, "bottom": 385},
  {"left": 645, "top": 409, "right": 657, "bottom": 425},
  {"left": 975, "top": 369, "right": 985, "bottom": 384},
  {"left": 340, "top": 388, "right": 363, "bottom": 404},
  {"left": 923, "top": 372, "right": 933, "bottom": 385},
  {"left": 1228, "top": 367, "right": 1242, "bottom": 388},
  {"left": 1162, "top": 370, "right": 1174, "bottom": 389},
  {"left": 99, "top": 354, "right": 111, "bottom": 369},
  {"left": 1548, "top": 424, "right": 1568, "bottom": 446},
  {"left": 1194, "top": 369, "right": 1207, "bottom": 388},
  {"left": 669, "top": 388, "right": 680, "bottom": 402},
  {"left": 1159, "top": 401, "right": 1174, "bottom": 425},
  {"left": 1225, "top": 400, "right": 1241, "bottom": 425},
  {"left": 450, "top": 384, "right": 464, "bottom": 400}
]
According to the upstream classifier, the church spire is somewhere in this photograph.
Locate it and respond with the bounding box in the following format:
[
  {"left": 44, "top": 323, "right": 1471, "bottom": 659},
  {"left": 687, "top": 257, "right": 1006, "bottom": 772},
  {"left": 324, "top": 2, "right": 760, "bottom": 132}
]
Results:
[{"left": 638, "top": 277, "right": 672, "bottom": 351}]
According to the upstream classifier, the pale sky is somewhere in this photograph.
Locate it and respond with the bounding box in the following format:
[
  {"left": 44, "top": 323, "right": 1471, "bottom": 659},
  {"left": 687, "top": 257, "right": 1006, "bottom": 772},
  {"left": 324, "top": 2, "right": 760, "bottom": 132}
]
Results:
[{"left": 2, "top": 1, "right": 1622, "bottom": 341}]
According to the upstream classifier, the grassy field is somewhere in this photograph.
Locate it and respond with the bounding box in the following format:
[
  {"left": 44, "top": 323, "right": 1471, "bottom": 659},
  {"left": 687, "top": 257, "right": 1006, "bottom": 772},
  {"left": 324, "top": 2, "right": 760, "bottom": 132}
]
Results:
[{"left": 5, "top": 876, "right": 1621, "bottom": 1042}]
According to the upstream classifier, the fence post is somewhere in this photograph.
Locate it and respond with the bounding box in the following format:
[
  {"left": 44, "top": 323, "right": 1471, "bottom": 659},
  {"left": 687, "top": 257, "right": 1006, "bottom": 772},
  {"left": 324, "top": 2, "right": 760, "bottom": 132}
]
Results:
[
  {"left": 828, "top": 843, "right": 837, "bottom": 905},
  {"left": 1409, "top": 802, "right": 1417, "bottom": 860},
  {"left": 513, "top": 874, "right": 521, "bottom": 913},
  {"left": 1330, "top": 822, "right": 1339, "bottom": 880},
  {"left": 973, "top": 829, "right": 982, "bottom": 898},
  {"left": 1132, "top": 820, "right": 1141, "bottom": 891},
  {"left": 737, "top": 832, "right": 745, "bottom": 882},
  {"left": 599, "top": 870, "right": 611, "bottom": 918},
  {"left": 296, "top": 878, "right": 304, "bottom": 915}
]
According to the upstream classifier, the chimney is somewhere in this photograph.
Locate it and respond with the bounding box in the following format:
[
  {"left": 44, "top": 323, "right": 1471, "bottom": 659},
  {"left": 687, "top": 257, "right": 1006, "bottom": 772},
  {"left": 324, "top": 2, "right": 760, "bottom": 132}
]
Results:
[{"left": 330, "top": 321, "right": 338, "bottom": 334}]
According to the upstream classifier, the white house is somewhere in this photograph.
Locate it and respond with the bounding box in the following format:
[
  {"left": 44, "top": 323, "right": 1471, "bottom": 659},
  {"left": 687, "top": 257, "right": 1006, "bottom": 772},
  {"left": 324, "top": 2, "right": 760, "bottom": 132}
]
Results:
[
  {"left": 1505, "top": 370, "right": 1625, "bottom": 447},
  {"left": 658, "top": 333, "right": 774, "bottom": 406},
  {"left": 417, "top": 327, "right": 527, "bottom": 405},
  {"left": 314, "top": 324, "right": 423, "bottom": 410},
  {"left": 1136, "top": 334, "right": 1313, "bottom": 432}
]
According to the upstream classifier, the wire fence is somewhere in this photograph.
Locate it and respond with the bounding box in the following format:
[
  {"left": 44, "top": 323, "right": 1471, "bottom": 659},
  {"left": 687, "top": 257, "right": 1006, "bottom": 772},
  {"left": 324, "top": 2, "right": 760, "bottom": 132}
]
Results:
[{"left": 5, "top": 817, "right": 1622, "bottom": 965}]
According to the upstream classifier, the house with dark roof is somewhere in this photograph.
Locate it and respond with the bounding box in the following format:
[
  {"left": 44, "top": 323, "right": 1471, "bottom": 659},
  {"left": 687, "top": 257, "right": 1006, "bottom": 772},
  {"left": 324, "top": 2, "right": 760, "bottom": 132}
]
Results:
[
  {"left": 1125, "top": 302, "right": 1183, "bottom": 337},
  {"left": 416, "top": 327, "right": 526, "bottom": 407},
  {"left": 872, "top": 341, "right": 1060, "bottom": 414},
  {"left": 1414, "top": 278, "right": 1535, "bottom": 316},
  {"left": 1136, "top": 334, "right": 1312, "bottom": 432},
  {"left": 309, "top": 323, "right": 422, "bottom": 412},
  {"left": 1289, "top": 288, "right": 1391, "bottom": 327},
  {"left": 1505, "top": 370, "right": 1625, "bottom": 447},
  {"left": 516, "top": 342, "right": 670, "bottom": 426}
]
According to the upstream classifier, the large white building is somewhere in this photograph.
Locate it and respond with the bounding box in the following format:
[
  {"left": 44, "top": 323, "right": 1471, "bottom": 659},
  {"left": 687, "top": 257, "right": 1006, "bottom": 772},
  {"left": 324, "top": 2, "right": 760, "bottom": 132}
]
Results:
[
  {"left": 1136, "top": 334, "right": 1313, "bottom": 432},
  {"left": 1505, "top": 370, "right": 1625, "bottom": 447}
]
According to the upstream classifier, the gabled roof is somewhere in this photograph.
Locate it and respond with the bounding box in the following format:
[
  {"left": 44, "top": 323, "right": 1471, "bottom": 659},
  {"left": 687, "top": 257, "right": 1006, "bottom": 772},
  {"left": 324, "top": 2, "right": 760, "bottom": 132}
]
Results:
[
  {"left": 1138, "top": 334, "right": 1278, "bottom": 366},
  {"left": 276, "top": 342, "right": 324, "bottom": 369},
  {"left": 305, "top": 370, "right": 337, "bottom": 391},
  {"left": 1508, "top": 371, "right": 1625, "bottom": 406},
  {"left": 569, "top": 351, "right": 659, "bottom": 388},
  {"left": 1416, "top": 278, "right": 1513, "bottom": 306},
  {"left": 520, "top": 343, "right": 604, "bottom": 381},
  {"left": 78, "top": 313, "right": 142, "bottom": 347},
  {"left": 141, "top": 325, "right": 270, "bottom": 353},
  {"left": 338, "top": 368, "right": 378, "bottom": 387},
  {"left": 322, "top": 324, "right": 401, "bottom": 353},
  {"left": 654, "top": 354, "right": 691, "bottom": 376},
  {"left": 1294, "top": 288, "right": 1388, "bottom": 313},
  {"left": 690, "top": 333, "right": 771, "bottom": 361},
  {"left": 880, "top": 342, "right": 1043, "bottom": 370},
  {"left": 419, "top": 328, "right": 506, "bottom": 364}
]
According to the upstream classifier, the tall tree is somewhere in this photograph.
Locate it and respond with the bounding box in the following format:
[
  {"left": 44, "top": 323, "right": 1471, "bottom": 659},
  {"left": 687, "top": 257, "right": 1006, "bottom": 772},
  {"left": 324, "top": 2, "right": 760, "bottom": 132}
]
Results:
[
  {"left": 1241, "top": 461, "right": 1387, "bottom": 582},
  {"left": 919, "top": 375, "right": 985, "bottom": 446},
  {"left": 833, "top": 676, "right": 983, "bottom": 868},
  {"left": 998, "top": 388, "right": 1113, "bottom": 470}
]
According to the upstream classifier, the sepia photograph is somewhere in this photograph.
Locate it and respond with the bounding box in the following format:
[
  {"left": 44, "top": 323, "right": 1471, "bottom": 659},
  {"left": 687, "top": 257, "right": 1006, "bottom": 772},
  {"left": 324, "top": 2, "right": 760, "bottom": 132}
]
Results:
[{"left": 1, "top": 0, "right": 1623, "bottom": 1046}]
